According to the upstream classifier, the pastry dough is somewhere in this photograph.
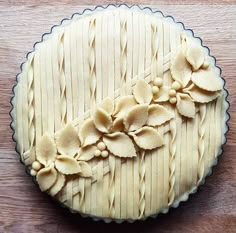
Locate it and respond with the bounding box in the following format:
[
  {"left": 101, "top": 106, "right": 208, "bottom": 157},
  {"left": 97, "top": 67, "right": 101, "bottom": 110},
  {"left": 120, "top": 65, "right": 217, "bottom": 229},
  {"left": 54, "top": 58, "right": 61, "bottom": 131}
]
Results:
[{"left": 11, "top": 6, "right": 228, "bottom": 222}]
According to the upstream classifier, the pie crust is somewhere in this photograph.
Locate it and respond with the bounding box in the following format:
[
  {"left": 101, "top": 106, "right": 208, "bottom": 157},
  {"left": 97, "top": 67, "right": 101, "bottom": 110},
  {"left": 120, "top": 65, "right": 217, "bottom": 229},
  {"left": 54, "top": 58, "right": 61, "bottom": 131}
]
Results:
[{"left": 11, "top": 5, "right": 229, "bottom": 222}]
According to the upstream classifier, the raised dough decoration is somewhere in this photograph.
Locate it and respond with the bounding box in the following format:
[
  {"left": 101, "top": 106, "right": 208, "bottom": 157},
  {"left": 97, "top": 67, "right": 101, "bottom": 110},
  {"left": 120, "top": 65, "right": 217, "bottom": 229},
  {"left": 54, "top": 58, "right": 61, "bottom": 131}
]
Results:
[
  {"left": 133, "top": 79, "right": 153, "bottom": 104},
  {"left": 167, "top": 34, "right": 223, "bottom": 118},
  {"left": 185, "top": 40, "right": 205, "bottom": 71},
  {"left": 79, "top": 119, "right": 102, "bottom": 147},
  {"left": 129, "top": 126, "right": 164, "bottom": 150},
  {"left": 55, "top": 124, "right": 80, "bottom": 157},
  {"left": 36, "top": 134, "right": 57, "bottom": 166},
  {"left": 113, "top": 95, "right": 137, "bottom": 118},
  {"left": 170, "top": 50, "right": 192, "bottom": 88},
  {"left": 33, "top": 134, "right": 92, "bottom": 195},
  {"left": 147, "top": 104, "right": 174, "bottom": 126},
  {"left": 123, "top": 104, "right": 148, "bottom": 131}
]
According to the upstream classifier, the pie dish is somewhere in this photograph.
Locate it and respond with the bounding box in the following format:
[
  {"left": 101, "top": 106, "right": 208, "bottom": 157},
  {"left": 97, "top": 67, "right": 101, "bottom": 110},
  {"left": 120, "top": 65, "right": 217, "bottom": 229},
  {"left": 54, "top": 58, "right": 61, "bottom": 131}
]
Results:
[{"left": 10, "top": 5, "right": 229, "bottom": 222}]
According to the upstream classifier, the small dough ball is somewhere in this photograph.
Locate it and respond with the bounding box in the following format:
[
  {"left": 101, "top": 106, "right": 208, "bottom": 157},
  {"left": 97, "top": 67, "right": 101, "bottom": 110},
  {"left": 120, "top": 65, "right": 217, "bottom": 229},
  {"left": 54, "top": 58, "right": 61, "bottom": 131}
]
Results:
[
  {"left": 101, "top": 150, "right": 109, "bottom": 158},
  {"left": 171, "top": 81, "right": 181, "bottom": 91},
  {"left": 94, "top": 149, "right": 101, "bottom": 157},
  {"left": 153, "top": 77, "right": 163, "bottom": 87},
  {"left": 30, "top": 169, "right": 37, "bottom": 176},
  {"left": 32, "top": 161, "right": 42, "bottom": 171},
  {"left": 169, "top": 89, "right": 176, "bottom": 97},
  {"left": 97, "top": 142, "right": 106, "bottom": 151},
  {"left": 152, "top": 86, "right": 159, "bottom": 94},
  {"left": 169, "top": 97, "right": 177, "bottom": 104}
]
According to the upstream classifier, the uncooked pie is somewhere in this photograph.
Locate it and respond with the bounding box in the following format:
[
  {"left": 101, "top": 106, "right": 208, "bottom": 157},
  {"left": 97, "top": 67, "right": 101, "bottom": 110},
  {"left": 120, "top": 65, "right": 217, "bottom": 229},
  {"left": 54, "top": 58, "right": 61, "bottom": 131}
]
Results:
[{"left": 11, "top": 5, "right": 229, "bottom": 222}]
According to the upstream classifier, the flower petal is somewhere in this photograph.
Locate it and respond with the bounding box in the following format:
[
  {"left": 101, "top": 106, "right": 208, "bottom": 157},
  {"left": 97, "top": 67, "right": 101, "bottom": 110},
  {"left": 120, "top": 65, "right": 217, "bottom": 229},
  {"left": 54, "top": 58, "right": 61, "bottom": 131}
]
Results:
[
  {"left": 77, "top": 145, "right": 96, "bottom": 161},
  {"left": 103, "top": 132, "right": 136, "bottom": 158},
  {"left": 183, "top": 84, "right": 220, "bottom": 103},
  {"left": 153, "top": 86, "right": 170, "bottom": 102},
  {"left": 130, "top": 126, "right": 163, "bottom": 150},
  {"left": 124, "top": 104, "right": 148, "bottom": 132},
  {"left": 147, "top": 104, "right": 174, "bottom": 126},
  {"left": 78, "top": 161, "right": 92, "bottom": 178},
  {"left": 100, "top": 97, "right": 114, "bottom": 115},
  {"left": 55, "top": 124, "right": 80, "bottom": 157},
  {"left": 55, "top": 155, "right": 81, "bottom": 175},
  {"left": 48, "top": 173, "right": 66, "bottom": 196},
  {"left": 36, "top": 166, "right": 57, "bottom": 192},
  {"left": 191, "top": 68, "right": 223, "bottom": 92},
  {"left": 176, "top": 93, "right": 196, "bottom": 118},
  {"left": 112, "top": 116, "right": 124, "bottom": 132},
  {"left": 171, "top": 50, "right": 192, "bottom": 88},
  {"left": 186, "top": 44, "right": 205, "bottom": 71},
  {"left": 113, "top": 95, "right": 137, "bottom": 118},
  {"left": 133, "top": 79, "right": 152, "bottom": 104},
  {"left": 93, "top": 107, "right": 112, "bottom": 133},
  {"left": 36, "top": 134, "right": 57, "bottom": 166},
  {"left": 79, "top": 119, "right": 102, "bottom": 147}
]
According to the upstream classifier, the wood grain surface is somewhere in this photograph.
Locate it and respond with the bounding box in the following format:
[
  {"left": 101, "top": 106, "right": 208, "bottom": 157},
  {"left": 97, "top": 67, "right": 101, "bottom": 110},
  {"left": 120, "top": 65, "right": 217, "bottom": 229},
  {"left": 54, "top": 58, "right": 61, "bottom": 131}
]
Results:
[{"left": 0, "top": 1, "right": 235, "bottom": 232}]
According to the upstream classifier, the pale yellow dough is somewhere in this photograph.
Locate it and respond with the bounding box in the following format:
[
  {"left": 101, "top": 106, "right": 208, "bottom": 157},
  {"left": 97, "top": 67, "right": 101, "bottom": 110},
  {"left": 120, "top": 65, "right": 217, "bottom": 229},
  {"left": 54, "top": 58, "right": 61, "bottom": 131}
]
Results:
[{"left": 12, "top": 6, "right": 228, "bottom": 221}]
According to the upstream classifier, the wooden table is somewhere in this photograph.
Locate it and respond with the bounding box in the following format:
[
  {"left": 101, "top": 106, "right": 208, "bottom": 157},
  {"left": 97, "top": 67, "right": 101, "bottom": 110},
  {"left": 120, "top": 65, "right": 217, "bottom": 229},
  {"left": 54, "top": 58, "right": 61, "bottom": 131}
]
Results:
[{"left": 0, "top": 1, "right": 235, "bottom": 232}]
